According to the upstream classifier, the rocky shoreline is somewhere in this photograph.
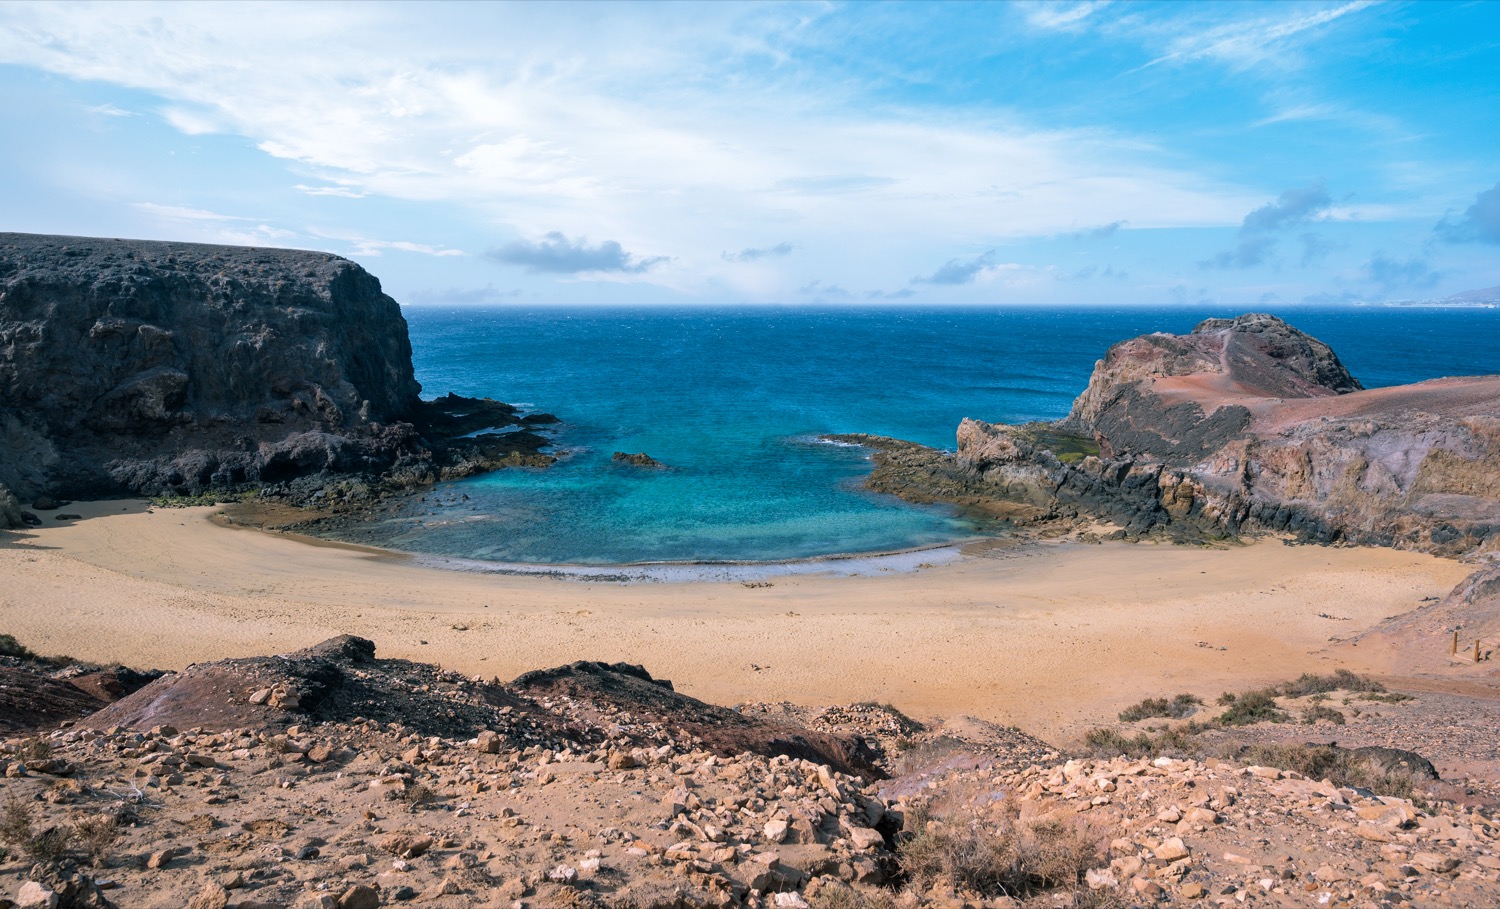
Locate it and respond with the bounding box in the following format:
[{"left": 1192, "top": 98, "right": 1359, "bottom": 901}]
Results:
[
  {"left": 831, "top": 314, "right": 1500, "bottom": 558},
  {"left": 0, "top": 234, "right": 560, "bottom": 531}
]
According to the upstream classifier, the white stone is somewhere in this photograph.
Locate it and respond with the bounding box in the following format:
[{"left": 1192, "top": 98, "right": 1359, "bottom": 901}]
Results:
[{"left": 16, "top": 882, "right": 59, "bottom": 909}]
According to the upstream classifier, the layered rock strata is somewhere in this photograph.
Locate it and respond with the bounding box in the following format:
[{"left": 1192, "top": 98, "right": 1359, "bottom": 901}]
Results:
[
  {"left": 0, "top": 234, "right": 552, "bottom": 502},
  {"left": 851, "top": 313, "right": 1500, "bottom": 556}
]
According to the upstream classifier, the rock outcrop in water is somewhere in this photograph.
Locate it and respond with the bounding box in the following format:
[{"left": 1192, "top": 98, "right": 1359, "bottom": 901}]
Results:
[
  {"left": 853, "top": 313, "right": 1500, "bottom": 556},
  {"left": 0, "top": 233, "right": 553, "bottom": 501}
]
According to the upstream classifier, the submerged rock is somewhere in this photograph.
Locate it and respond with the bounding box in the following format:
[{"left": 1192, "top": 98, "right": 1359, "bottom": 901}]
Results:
[{"left": 612, "top": 451, "right": 667, "bottom": 469}]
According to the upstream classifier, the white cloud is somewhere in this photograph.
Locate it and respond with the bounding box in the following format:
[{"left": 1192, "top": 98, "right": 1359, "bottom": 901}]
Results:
[
  {"left": 1139, "top": 0, "right": 1377, "bottom": 71},
  {"left": 133, "top": 202, "right": 245, "bottom": 221},
  {"left": 310, "top": 233, "right": 466, "bottom": 258},
  {"left": 294, "top": 184, "right": 368, "bottom": 198},
  {"left": 0, "top": 2, "right": 1261, "bottom": 295},
  {"left": 85, "top": 102, "right": 134, "bottom": 117},
  {"left": 1021, "top": 1, "right": 1113, "bottom": 32}
]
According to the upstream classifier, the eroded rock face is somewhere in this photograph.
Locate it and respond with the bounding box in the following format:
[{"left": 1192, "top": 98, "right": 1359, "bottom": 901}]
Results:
[
  {"left": 0, "top": 233, "right": 422, "bottom": 498},
  {"left": 1065, "top": 312, "right": 1362, "bottom": 447},
  {"left": 866, "top": 313, "right": 1500, "bottom": 555}
]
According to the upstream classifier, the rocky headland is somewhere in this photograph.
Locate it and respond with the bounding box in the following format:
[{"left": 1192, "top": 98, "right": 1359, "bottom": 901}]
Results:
[
  {"left": 839, "top": 313, "right": 1500, "bottom": 558},
  {"left": 0, "top": 233, "right": 555, "bottom": 527}
]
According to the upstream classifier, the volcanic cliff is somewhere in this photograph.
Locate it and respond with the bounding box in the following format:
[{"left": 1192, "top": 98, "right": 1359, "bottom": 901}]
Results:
[
  {"left": 0, "top": 233, "right": 553, "bottom": 512},
  {"left": 848, "top": 313, "right": 1500, "bottom": 557}
]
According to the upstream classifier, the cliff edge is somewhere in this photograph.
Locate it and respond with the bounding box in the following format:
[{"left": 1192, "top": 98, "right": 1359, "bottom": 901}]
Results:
[
  {"left": 0, "top": 233, "right": 551, "bottom": 507},
  {"left": 856, "top": 313, "right": 1500, "bottom": 557}
]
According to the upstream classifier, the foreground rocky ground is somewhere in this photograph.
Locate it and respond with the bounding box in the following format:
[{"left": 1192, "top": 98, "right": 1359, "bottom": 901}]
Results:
[{"left": 1, "top": 636, "right": 1497, "bottom": 909}]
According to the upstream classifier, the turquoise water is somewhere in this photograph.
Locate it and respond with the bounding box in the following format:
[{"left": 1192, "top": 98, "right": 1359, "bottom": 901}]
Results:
[{"left": 331, "top": 306, "right": 1500, "bottom": 565}]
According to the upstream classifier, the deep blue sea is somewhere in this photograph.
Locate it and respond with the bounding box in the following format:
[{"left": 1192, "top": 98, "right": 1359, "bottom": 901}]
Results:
[{"left": 333, "top": 306, "right": 1500, "bottom": 566}]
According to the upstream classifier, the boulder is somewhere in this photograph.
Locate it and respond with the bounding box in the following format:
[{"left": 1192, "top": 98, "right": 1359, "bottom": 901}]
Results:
[{"left": 0, "top": 484, "right": 21, "bottom": 529}]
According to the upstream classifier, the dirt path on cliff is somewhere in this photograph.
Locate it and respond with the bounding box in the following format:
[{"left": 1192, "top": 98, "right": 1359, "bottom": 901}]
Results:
[{"left": 0, "top": 500, "right": 1475, "bottom": 743}]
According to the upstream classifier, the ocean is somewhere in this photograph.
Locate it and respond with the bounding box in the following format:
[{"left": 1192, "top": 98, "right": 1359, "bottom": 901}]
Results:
[{"left": 325, "top": 305, "right": 1500, "bottom": 566}]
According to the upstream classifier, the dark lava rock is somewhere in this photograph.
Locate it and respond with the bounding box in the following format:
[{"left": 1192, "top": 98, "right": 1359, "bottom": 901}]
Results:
[
  {"left": 1347, "top": 745, "right": 1441, "bottom": 781},
  {"left": 612, "top": 451, "right": 666, "bottom": 469},
  {"left": 0, "top": 234, "right": 558, "bottom": 503},
  {"left": 512, "top": 660, "right": 881, "bottom": 776},
  {"left": 78, "top": 636, "right": 881, "bottom": 778},
  {"left": 0, "top": 667, "right": 113, "bottom": 735},
  {"left": 0, "top": 483, "right": 21, "bottom": 528},
  {"left": 0, "top": 655, "right": 163, "bottom": 735},
  {"left": 0, "top": 233, "right": 420, "bottom": 499}
]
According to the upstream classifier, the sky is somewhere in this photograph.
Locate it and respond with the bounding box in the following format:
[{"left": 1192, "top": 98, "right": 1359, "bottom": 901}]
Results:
[{"left": 1, "top": 0, "right": 1497, "bottom": 307}]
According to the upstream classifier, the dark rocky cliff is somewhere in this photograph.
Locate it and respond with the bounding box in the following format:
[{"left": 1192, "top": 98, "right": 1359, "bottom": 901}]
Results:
[
  {"left": 0, "top": 233, "right": 550, "bottom": 507},
  {"left": 848, "top": 314, "right": 1500, "bottom": 558}
]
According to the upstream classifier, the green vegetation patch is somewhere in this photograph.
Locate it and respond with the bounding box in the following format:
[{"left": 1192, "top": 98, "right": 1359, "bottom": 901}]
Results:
[
  {"left": 1028, "top": 428, "right": 1101, "bottom": 464},
  {"left": 1118, "top": 693, "right": 1202, "bottom": 722},
  {"left": 1277, "top": 668, "right": 1386, "bottom": 697},
  {"left": 1216, "top": 690, "right": 1291, "bottom": 726},
  {"left": 1235, "top": 744, "right": 1417, "bottom": 800}
]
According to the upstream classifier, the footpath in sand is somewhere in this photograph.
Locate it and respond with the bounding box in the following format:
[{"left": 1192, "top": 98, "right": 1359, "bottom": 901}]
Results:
[{"left": 0, "top": 500, "right": 1474, "bottom": 742}]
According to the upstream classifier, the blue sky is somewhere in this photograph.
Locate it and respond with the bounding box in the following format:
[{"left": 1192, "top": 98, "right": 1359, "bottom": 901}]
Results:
[{"left": 1, "top": 0, "right": 1497, "bottom": 306}]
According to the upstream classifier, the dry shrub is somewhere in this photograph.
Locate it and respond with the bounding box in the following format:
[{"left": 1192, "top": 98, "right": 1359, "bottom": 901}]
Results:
[
  {"left": 807, "top": 885, "right": 898, "bottom": 909},
  {"left": 0, "top": 800, "right": 74, "bottom": 860},
  {"left": 899, "top": 798, "right": 1107, "bottom": 900},
  {"left": 1300, "top": 705, "right": 1347, "bottom": 725},
  {"left": 401, "top": 782, "right": 436, "bottom": 811},
  {"left": 1215, "top": 690, "right": 1289, "bottom": 726},
  {"left": 0, "top": 800, "right": 32, "bottom": 846},
  {"left": 0, "top": 633, "right": 36, "bottom": 659},
  {"left": 1117, "top": 694, "right": 1202, "bottom": 722},
  {"left": 1278, "top": 668, "right": 1384, "bottom": 697},
  {"left": 72, "top": 814, "right": 120, "bottom": 865},
  {"left": 1081, "top": 724, "right": 1204, "bottom": 760},
  {"left": 13, "top": 736, "right": 52, "bottom": 762},
  {"left": 1213, "top": 670, "right": 1394, "bottom": 727},
  {"left": 1235, "top": 744, "right": 1417, "bottom": 799}
]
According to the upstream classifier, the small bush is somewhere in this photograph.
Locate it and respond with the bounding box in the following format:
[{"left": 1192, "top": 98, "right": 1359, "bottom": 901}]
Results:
[
  {"left": 72, "top": 814, "right": 120, "bottom": 865},
  {"left": 1216, "top": 690, "right": 1289, "bottom": 726},
  {"left": 1082, "top": 725, "right": 1204, "bottom": 759},
  {"left": 1235, "top": 744, "right": 1416, "bottom": 799},
  {"left": 899, "top": 798, "right": 1107, "bottom": 899},
  {"left": 0, "top": 800, "right": 32, "bottom": 845},
  {"left": 1118, "top": 693, "right": 1202, "bottom": 722},
  {"left": 1300, "top": 705, "right": 1346, "bottom": 725},
  {"left": 0, "top": 800, "right": 75, "bottom": 860},
  {"left": 13, "top": 737, "right": 52, "bottom": 763},
  {"left": 808, "top": 885, "right": 898, "bottom": 909},
  {"left": 1354, "top": 691, "right": 1413, "bottom": 704},
  {"left": 0, "top": 634, "right": 36, "bottom": 660},
  {"left": 1278, "top": 668, "right": 1385, "bottom": 697},
  {"left": 401, "top": 783, "right": 436, "bottom": 810}
]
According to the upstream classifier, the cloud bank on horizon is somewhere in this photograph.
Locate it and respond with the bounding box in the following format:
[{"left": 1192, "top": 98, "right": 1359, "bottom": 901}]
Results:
[{"left": 0, "top": 0, "right": 1496, "bottom": 306}]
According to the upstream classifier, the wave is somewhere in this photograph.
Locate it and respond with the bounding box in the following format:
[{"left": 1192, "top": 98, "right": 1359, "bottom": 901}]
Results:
[{"left": 407, "top": 542, "right": 966, "bottom": 583}]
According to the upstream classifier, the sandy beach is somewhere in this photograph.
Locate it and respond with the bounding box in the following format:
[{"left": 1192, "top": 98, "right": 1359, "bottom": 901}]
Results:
[{"left": 0, "top": 499, "right": 1474, "bottom": 741}]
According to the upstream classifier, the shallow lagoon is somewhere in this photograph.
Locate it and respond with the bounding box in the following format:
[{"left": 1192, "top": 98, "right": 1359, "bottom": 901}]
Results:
[{"left": 323, "top": 305, "right": 1500, "bottom": 565}]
